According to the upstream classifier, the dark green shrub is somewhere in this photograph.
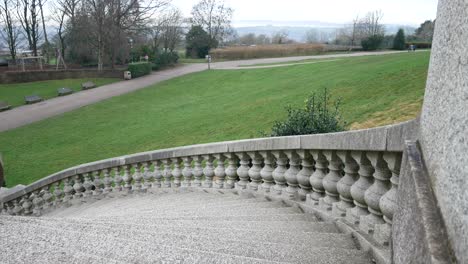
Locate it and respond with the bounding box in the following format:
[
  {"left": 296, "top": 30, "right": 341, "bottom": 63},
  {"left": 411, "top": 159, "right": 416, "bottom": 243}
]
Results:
[
  {"left": 152, "top": 51, "right": 179, "bottom": 71},
  {"left": 269, "top": 88, "right": 346, "bottom": 137},
  {"left": 131, "top": 45, "right": 156, "bottom": 62},
  {"left": 393, "top": 29, "right": 406, "bottom": 50},
  {"left": 128, "top": 62, "right": 152, "bottom": 78},
  {"left": 406, "top": 42, "right": 432, "bottom": 49},
  {"left": 361, "top": 35, "right": 384, "bottom": 51},
  {"left": 186, "top": 25, "right": 213, "bottom": 58}
]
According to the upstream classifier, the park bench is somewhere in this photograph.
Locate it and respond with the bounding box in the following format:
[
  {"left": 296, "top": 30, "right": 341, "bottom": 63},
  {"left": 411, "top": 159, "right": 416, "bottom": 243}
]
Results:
[
  {"left": 24, "top": 95, "right": 43, "bottom": 104},
  {"left": 0, "top": 101, "right": 11, "bottom": 111},
  {"left": 81, "top": 81, "right": 96, "bottom": 90},
  {"left": 58, "top": 87, "right": 74, "bottom": 96}
]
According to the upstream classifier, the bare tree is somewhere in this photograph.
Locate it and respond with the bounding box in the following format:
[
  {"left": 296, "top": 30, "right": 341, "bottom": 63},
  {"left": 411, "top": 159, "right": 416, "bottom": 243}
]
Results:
[
  {"left": 336, "top": 11, "right": 384, "bottom": 47},
  {"left": 271, "top": 30, "right": 290, "bottom": 44},
  {"left": 0, "top": 0, "right": 21, "bottom": 59},
  {"left": 38, "top": 0, "right": 50, "bottom": 62},
  {"left": 153, "top": 7, "right": 184, "bottom": 52},
  {"left": 17, "top": 0, "right": 41, "bottom": 56},
  {"left": 191, "top": 0, "right": 233, "bottom": 47}
]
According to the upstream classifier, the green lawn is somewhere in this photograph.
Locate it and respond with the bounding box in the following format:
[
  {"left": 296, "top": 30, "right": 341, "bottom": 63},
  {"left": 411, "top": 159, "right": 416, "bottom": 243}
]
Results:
[
  {"left": 0, "top": 78, "right": 120, "bottom": 107},
  {"left": 0, "top": 52, "right": 430, "bottom": 187}
]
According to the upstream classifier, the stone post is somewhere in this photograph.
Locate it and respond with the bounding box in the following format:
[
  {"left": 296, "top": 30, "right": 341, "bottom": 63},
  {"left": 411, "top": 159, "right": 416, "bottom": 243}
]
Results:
[{"left": 394, "top": 1, "right": 467, "bottom": 263}]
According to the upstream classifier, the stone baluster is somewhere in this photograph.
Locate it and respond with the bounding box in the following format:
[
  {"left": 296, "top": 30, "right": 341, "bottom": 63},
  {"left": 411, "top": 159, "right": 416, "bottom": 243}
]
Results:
[
  {"left": 360, "top": 152, "right": 392, "bottom": 234},
  {"left": 83, "top": 173, "right": 94, "bottom": 198},
  {"left": 12, "top": 198, "right": 23, "bottom": 215},
  {"left": 122, "top": 165, "right": 133, "bottom": 193},
  {"left": 235, "top": 152, "right": 250, "bottom": 190},
  {"left": 41, "top": 186, "right": 53, "bottom": 211},
  {"left": 296, "top": 150, "right": 314, "bottom": 201},
  {"left": 73, "top": 175, "right": 84, "bottom": 202},
  {"left": 162, "top": 159, "right": 172, "bottom": 188},
  {"left": 93, "top": 170, "right": 104, "bottom": 197},
  {"left": 247, "top": 152, "right": 263, "bottom": 191},
  {"left": 375, "top": 152, "right": 402, "bottom": 245},
  {"left": 103, "top": 168, "right": 113, "bottom": 194},
  {"left": 320, "top": 151, "right": 344, "bottom": 211},
  {"left": 182, "top": 157, "right": 193, "bottom": 187},
  {"left": 5, "top": 202, "right": 14, "bottom": 215},
  {"left": 224, "top": 154, "right": 238, "bottom": 189},
  {"left": 113, "top": 167, "right": 123, "bottom": 193},
  {"left": 22, "top": 196, "right": 32, "bottom": 216},
  {"left": 202, "top": 155, "right": 215, "bottom": 188},
  {"left": 334, "top": 151, "right": 359, "bottom": 217},
  {"left": 53, "top": 181, "right": 63, "bottom": 207},
  {"left": 171, "top": 158, "right": 182, "bottom": 188},
  {"left": 283, "top": 151, "right": 301, "bottom": 200},
  {"left": 271, "top": 151, "right": 288, "bottom": 195},
  {"left": 153, "top": 161, "right": 163, "bottom": 189},
  {"left": 192, "top": 156, "right": 203, "bottom": 187},
  {"left": 62, "top": 177, "right": 74, "bottom": 206},
  {"left": 214, "top": 154, "right": 227, "bottom": 189},
  {"left": 259, "top": 151, "right": 275, "bottom": 193},
  {"left": 132, "top": 164, "right": 143, "bottom": 192},
  {"left": 347, "top": 151, "right": 374, "bottom": 225},
  {"left": 308, "top": 150, "right": 328, "bottom": 205},
  {"left": 32, "top": 190, "right": 44, "bottom": 216},
  {"left": 142, "top": 162, "right": 154, "bottom": 191}
]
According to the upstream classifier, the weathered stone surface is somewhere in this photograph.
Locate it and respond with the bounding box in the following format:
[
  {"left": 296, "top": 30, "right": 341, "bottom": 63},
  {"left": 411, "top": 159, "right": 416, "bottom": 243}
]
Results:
[
  {"left": 418, "top": 0, "right": 468, "bottom": 262},
  {"left": 57, "top": 87, "right": 74, "bottom": 96},
  {"left": 0, "top": 154, "right": 4, "bottom": 187},
  {"left": 0, "top": 101, "right": 11, "bottom": 111},
  {"left": 24, "top": 95, "right": 42, "bottom": 104},
  {"left": 0, "top": 191, "right": 374, "bottom": 264},
  {"left": 0, "top": 185, "right": 26, "bottom": 200},
  {"left": 393, "top": 142, "right": 454, "bottom": 264},
  {"left": 81, "top": 81, "right": 96, "bottom": 90}
]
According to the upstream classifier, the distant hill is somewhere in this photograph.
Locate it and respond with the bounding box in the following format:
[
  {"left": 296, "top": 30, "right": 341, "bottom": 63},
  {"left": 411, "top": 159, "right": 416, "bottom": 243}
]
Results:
[{"left": 233, "top": 21, "right": 417, "bottom": 42}]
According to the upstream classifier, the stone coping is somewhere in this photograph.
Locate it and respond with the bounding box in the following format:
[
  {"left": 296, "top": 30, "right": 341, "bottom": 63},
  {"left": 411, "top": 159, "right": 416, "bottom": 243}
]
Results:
[{"left": 0, "top": 119, "right": 418, "bottom": 203}]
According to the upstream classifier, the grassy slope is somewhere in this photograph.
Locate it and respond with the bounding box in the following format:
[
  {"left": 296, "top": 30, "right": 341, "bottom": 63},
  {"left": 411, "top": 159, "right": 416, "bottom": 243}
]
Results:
[
  {"left": 0, "top": 78, "right": 120, "bottom": 107},
  {"left": 0, "top": 52, "right": 429, "bottom": 186}
]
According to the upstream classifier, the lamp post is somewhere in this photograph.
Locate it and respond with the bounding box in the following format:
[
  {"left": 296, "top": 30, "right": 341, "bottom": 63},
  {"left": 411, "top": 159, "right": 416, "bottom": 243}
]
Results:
[
  {"left": 129, "top": 38, "right": 134, "bottom": 63},
  {"left": 206, "top": 55, "right": 212, "bottom": 70}
]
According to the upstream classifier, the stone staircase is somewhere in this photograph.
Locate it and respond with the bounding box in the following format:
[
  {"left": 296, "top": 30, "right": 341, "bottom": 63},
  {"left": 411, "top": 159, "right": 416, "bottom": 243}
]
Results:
[{"left": 0, "top": 189, "right": 374, "bottom": 264}]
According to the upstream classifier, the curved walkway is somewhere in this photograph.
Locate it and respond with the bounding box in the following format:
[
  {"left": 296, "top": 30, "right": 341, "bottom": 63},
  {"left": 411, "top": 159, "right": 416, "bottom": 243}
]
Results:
[{"left": 0, "top": 50, "right": 410, "bottom": 132}]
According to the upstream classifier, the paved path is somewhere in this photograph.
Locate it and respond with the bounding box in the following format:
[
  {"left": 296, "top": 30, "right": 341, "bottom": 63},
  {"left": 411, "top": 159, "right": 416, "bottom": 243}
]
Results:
[{"left": 0, "top": 50, "right": 411, "bottom": 132}]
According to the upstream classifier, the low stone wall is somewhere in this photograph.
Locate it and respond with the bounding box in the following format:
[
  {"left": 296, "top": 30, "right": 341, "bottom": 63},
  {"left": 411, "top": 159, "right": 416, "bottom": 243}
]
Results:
[{"left": 0, "top": 69, "right": 123, "bottom": 84}]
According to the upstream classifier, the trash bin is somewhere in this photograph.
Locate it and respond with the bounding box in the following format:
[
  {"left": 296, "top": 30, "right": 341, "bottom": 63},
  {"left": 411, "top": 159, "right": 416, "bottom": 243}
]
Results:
[{"left": 124, "top": 71, "right": 132, "bottom": 80}]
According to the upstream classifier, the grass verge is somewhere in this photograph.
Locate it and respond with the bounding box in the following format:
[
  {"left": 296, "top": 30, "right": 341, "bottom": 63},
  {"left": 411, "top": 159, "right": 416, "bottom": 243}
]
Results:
[{"left": 0, "top": 78, "right": 120, "bottom": 107}]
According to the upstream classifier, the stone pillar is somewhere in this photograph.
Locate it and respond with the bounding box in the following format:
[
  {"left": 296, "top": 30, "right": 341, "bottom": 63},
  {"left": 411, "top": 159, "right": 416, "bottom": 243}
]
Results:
[{"left": 395, "top": 1, "right": 467, "bottom": 263}]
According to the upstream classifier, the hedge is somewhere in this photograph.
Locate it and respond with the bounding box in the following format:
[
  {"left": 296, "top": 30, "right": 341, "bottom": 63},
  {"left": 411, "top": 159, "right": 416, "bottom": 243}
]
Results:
[
  {"left": 406, "top": 42, "right": 432, "bottom": 49},
  {"left": 152, "top": 52, "right": 179, "bottom": 71},
  {"left": 128, "top": 62, "right": 152, "bottom": 78}
]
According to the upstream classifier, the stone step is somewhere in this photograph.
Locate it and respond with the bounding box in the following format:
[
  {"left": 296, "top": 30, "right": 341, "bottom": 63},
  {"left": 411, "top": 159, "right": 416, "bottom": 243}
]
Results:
[
  {"left": 1, "top": 218, "right": 372, "bottom": 263},
  {"left": 54, "top": 201, "right": 303, "bottom": 218},
  {"left": 46, "top": 192, "right": 261, "bottom": 217},
  {"left": 4, "top": 214, "right": 337, "bottom": 233},
  {"left": 0, "top": 225, "right": 283, "bottom": 264},
  {"left": 68, "top": 213, "right": 318, "bottom": 222},
  {"left": 1, "top": 215, "right": 353, "bottom": 248}
]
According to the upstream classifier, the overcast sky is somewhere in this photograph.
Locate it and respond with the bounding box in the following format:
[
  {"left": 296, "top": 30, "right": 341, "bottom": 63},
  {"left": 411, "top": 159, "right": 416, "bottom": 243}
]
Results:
[{"left": 170, "top": 0, "right": 439, "bottom": 26}]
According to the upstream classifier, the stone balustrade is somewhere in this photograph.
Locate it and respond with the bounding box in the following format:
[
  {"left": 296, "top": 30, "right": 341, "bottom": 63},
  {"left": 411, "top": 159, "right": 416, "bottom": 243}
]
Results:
[{"left": 0, "top": 119, "right": 417, "bottom": 247}]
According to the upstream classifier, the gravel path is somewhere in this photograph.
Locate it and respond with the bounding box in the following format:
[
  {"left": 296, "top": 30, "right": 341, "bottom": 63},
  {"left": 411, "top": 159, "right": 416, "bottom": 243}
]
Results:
[{"left": 0, "top": 50, "right": 410, "bottom": 132}]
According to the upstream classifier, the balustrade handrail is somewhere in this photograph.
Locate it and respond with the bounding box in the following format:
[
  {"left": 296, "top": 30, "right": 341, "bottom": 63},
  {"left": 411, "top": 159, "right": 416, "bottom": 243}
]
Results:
[{"left": 0, "top": 119, "right": 418, "bottom": 205}]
